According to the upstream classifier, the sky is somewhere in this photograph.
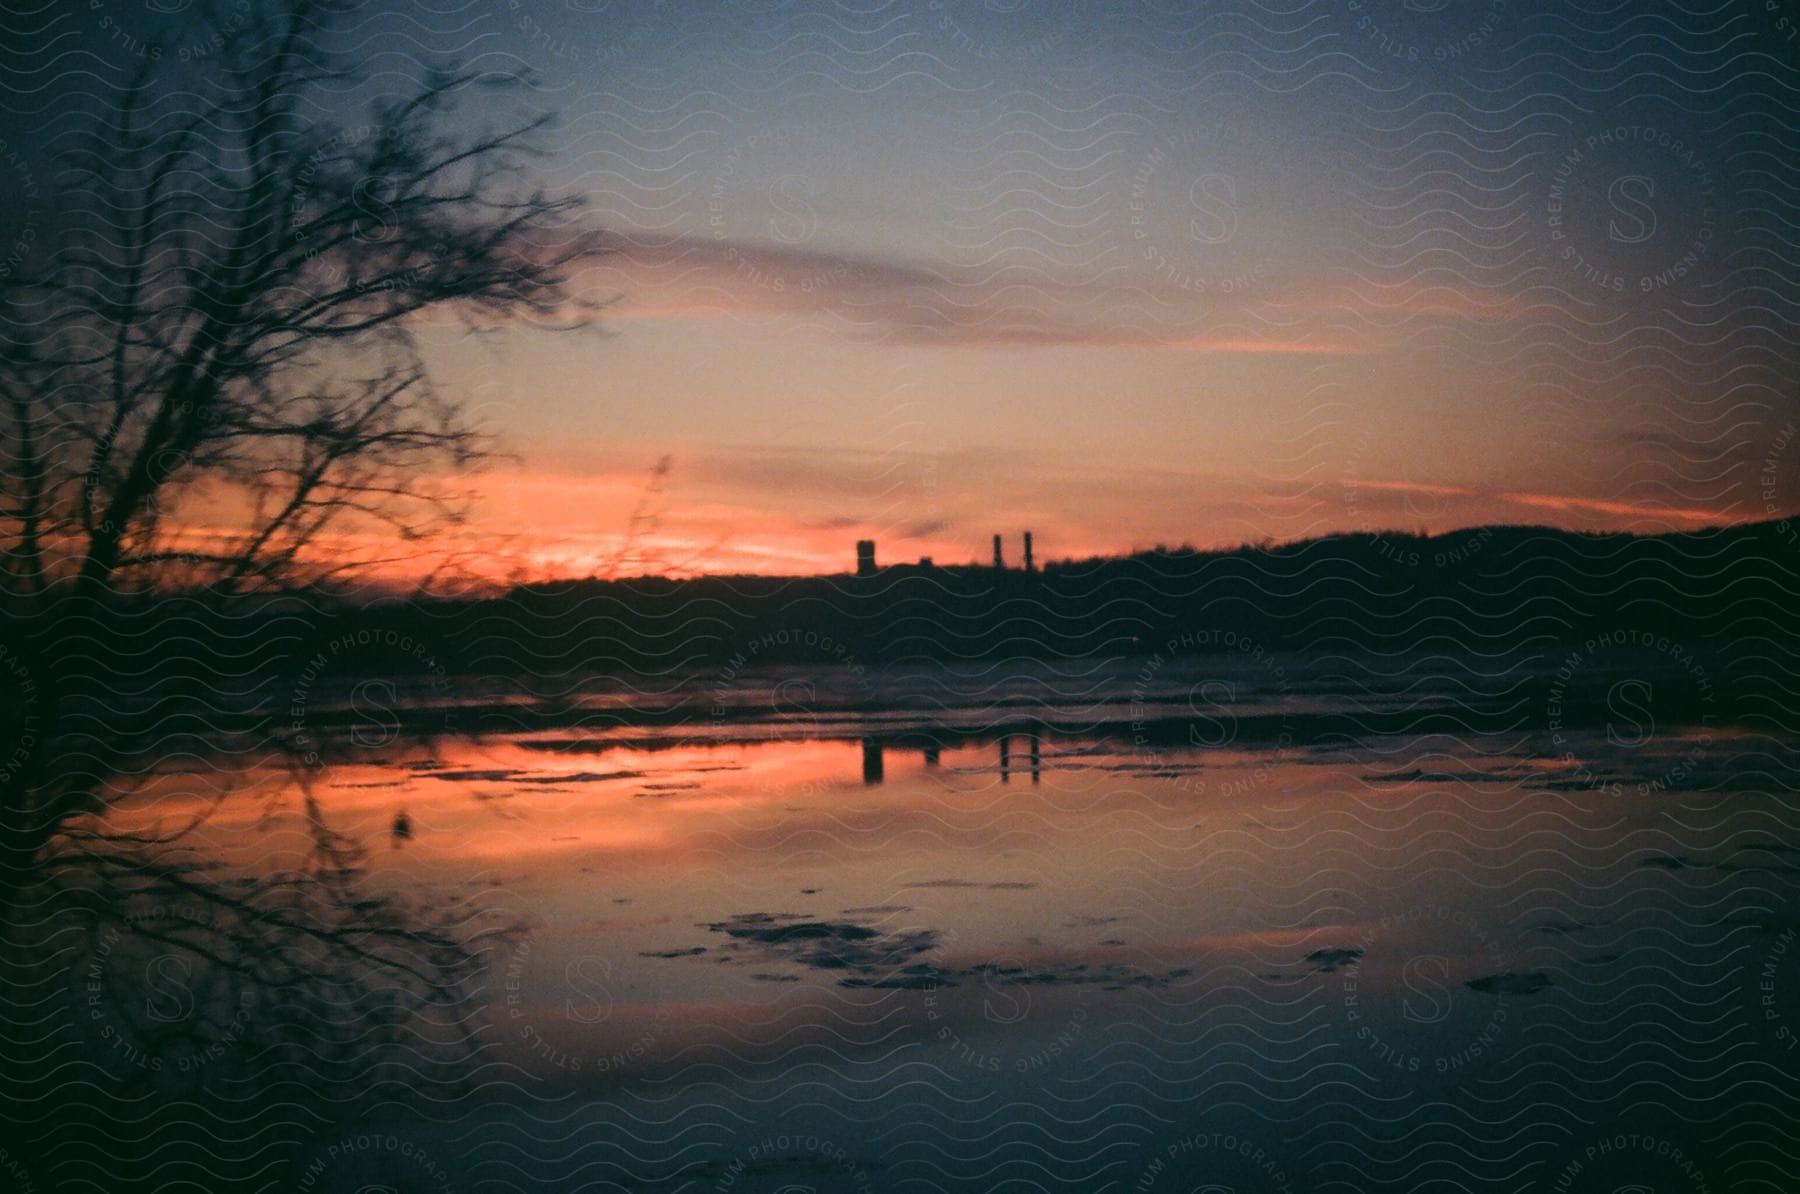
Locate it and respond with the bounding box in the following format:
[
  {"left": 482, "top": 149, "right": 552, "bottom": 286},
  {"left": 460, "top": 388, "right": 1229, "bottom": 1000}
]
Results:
[{"left": 8, "top": 0, "right": 1800, "bottom": 579}]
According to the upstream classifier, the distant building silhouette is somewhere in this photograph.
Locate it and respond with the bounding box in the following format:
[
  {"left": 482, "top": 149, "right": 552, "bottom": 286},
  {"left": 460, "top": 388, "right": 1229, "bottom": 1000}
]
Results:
[
  {"left": 1024, "top": 531, "right": 1034, "bottom": 573},
  {"left": 862, "top": 737, "right": 885, "bottom": 785},
  {"left": 856, "top": 539, "right": 876, "bottom": 576},
  {"left": 993, "top": 533, "right": 1004, "bottom": 569}
]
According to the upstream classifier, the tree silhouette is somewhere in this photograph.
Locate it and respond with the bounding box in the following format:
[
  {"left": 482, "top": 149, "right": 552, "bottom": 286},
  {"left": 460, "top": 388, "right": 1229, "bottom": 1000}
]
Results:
[{"left": 0, "top": 1, "right": 597, "bottom": 1183}]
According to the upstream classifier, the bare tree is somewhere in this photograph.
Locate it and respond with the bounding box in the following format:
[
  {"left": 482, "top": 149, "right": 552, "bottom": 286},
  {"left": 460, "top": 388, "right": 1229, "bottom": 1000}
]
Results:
[
  {"left": 0, "top": 0, "right": 597, "bottom": 1178},
  {"left": 2, "top": 24, "right": 594, "bottom": 600}
]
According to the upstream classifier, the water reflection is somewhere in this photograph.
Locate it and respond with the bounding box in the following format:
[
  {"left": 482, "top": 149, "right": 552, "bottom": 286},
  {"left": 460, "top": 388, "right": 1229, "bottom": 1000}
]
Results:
[
  {"left": 86, "top": 666, "right": 1800, "bottom": 1191},
  {"left": 995, "top": 732, "right": 1043, "bottom": 785},
  {"left": 323, "top": 714, "right": 1793, "bottom": 1192},
  {"left": 861, "top": 734, "right": 1040, "bottom": 787}
]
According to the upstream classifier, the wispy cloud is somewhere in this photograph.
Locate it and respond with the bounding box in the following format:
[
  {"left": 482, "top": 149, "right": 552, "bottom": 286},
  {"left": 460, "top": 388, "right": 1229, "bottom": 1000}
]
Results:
[
  {"left": 1338, "top": 477, "right": 1728, "bottom": 526},
  {"left": 568, "top": 231, "right": 1516, "bottom": 356}
]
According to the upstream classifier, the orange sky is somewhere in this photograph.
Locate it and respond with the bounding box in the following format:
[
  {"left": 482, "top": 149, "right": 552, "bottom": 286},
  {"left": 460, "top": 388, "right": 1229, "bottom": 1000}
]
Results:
[{"left": 264, "top": 445, "right": 1750, "bottom": 587}]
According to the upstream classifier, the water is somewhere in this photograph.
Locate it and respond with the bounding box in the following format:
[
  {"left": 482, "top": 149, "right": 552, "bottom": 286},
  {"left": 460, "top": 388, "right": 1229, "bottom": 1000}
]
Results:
[{"left": 87, "top": 652, "right": 1800, "bottom": 1190}]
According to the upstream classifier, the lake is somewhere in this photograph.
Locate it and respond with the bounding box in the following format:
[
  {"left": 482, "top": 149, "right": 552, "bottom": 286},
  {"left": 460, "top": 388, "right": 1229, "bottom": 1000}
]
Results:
[{"left": 85, "top": 646, "right": 1800, "bottom": 1191}]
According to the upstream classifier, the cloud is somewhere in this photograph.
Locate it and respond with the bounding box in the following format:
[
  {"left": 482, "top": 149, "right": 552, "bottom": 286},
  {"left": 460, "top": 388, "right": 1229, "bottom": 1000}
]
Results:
[
  {"left": 578, "top": 230, "right": 1415, "bottom": 356},
  {"left": 1343, "top": 476, "right": 1727, "bottom": 526}
]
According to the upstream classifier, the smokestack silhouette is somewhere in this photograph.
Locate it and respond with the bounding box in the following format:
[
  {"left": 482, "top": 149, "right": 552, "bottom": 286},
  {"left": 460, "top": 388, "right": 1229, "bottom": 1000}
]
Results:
[
  {"left": 856, "top": 539, "right": 876, "bottom": 577},
  {"left": 993, "top": 533, "right": 1004, "bottom": 570},
  {"left": 1024, "top": 531, "right": 1034, "bottom": 573}
]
